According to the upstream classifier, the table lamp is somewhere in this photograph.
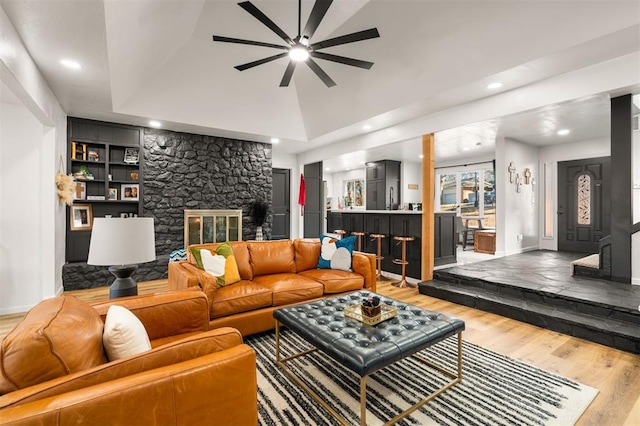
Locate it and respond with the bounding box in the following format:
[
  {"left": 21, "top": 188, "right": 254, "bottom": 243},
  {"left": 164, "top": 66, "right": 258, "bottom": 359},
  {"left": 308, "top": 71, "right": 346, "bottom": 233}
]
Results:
[{"left": 88, "top": 217, "right": 156, "bottom": 299}]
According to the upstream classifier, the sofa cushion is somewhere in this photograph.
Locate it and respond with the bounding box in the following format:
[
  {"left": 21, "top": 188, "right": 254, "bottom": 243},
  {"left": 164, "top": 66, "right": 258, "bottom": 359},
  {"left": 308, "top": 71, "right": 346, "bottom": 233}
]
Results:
[
  {"left": 317, "top": 235, "right": 356, "bottom": 271},
  {"left": 102, "top": 305, "right": 152, "bottom": 361},
  {"left": 294, "top": 238, "right": 321, "bottom": 272},
  {"left": 0, "top": 296, "right": 107, "bottom": 394},
  {"left": 210, "top": 281, "right": 272, "bottom": 319},
  {"left": 298, "top": 269, "right": 365, "bottom": 294},
  {"left": 248, "top": 240, "right": 296, "bottom": 276},
  {"left": 252, "top": 274, "right": 324, "bottom": 306},
  {"left": 200, "top": 243, "right": 241, "bottom": 287}
]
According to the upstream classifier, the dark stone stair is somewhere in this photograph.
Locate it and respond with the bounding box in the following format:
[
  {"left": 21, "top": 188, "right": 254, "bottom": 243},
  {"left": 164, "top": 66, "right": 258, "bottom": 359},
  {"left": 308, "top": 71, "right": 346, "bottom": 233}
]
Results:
[{"left": 419, "top": 252, "right": 640, "bottom": 354}]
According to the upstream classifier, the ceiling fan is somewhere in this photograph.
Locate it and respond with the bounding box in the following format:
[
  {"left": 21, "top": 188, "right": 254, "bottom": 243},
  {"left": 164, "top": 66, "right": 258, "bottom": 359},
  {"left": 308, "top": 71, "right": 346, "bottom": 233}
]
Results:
[{"left": 212, "top": 0, "right": 380, "bottom": 88}]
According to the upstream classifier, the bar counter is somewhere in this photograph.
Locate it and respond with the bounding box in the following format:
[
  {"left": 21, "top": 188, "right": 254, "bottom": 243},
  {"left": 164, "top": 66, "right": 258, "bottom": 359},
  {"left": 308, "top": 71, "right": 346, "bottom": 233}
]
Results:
[{"left": 326, "top": 210, "right": 456, "bottom": 279}]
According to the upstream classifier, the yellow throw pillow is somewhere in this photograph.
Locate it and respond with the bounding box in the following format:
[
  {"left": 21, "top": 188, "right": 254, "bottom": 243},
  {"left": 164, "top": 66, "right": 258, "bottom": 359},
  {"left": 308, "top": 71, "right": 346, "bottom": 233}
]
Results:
[{"left": 200, "top": 242, "right": 241, "bottom": 287}]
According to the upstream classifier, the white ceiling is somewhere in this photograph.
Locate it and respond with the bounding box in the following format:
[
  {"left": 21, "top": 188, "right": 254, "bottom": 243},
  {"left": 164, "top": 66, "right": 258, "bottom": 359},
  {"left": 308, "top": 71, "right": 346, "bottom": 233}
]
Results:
[{"left": 1, "top": 0, "right": 639, "bottom": 171}]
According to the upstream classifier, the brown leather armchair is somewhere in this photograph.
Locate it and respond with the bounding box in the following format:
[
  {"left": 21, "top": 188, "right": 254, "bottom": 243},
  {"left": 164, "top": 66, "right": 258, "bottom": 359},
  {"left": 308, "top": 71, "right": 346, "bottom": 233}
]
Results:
[{"left": 0, "top": 290, "right": 257, "bottom": 425}]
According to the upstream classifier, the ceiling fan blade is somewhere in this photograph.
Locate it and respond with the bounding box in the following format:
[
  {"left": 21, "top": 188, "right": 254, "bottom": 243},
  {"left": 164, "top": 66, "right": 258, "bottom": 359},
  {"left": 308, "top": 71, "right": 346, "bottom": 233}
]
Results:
[
  {"left": 238, "top": 1, "right": 294, "bottom": 45},
  {"left": 310, "top": 51, "right": 373, "bottom": 69},
  {"left": 235, "top": 52, "right": 289, "bottom": 71},
  {"left": 302, "top": 0, "right": 333, "bottom": 40},
  {"left": 212, "top": 35, "right": 288, "bottom": 50},
  {"left": 279, "top": 61, "right": 297, "bottom": 87},
  {"left": 310, "top": 28, "right": 380, "bottom": 50},
  {"left": 305, "top": 57, "right": 336, "bottom": 87}
]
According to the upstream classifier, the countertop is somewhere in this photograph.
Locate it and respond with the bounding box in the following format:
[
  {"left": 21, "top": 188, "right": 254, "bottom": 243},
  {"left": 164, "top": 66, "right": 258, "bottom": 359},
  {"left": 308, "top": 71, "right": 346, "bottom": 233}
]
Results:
[{"left": 328, "top": 209, "right": 423, "bottom": 214}]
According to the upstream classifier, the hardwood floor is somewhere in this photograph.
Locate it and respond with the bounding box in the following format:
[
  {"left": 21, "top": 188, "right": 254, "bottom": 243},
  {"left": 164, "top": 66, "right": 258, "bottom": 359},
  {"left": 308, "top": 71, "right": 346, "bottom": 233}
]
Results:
[{"left": 1, "top": 280, "right": 638, "bottom": 425}]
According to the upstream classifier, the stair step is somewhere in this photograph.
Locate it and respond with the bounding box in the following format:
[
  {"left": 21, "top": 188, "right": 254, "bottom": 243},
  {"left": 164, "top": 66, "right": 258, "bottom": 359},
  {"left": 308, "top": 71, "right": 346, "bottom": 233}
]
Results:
[
  {"left": 433, "top": 270, "right": 640, "bottom": 325},
  {"left": 419, "top": 279, "right": 640, "bottom": 354}
]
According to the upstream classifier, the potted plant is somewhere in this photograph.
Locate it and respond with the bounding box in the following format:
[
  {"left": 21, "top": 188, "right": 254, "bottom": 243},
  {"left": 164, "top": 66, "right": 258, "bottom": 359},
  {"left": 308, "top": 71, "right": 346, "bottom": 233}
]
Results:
[
  {"left": 74, "top": 166, "right": 91, "bottom": 180},
  {"left": 249, "top": 200, "right": 269, "bottom": 241}
]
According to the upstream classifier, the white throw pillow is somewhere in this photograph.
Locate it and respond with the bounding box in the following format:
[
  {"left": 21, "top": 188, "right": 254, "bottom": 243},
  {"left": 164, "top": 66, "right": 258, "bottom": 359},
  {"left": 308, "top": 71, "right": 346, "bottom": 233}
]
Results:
[
  {"left": 200, "top": 248, "right": 227, "bottom": 277},
  {"left": 103, "top": 305, "right": 151, "bottom": 361}
]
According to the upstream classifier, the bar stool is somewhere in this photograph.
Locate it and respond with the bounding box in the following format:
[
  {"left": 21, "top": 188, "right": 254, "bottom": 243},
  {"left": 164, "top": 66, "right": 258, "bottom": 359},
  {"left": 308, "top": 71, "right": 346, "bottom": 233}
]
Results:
[
  {"left": 351, "top": 231, "right": 365, "bottom": 251},
  {"left": 392, "top": 236, "right": 416, "bottom": 288},
  {"left": 369, "top": 234, "right": 391, "bottom": 281},
  {"left": 333, "top": 229, "right": 346, "bottom": 239}
]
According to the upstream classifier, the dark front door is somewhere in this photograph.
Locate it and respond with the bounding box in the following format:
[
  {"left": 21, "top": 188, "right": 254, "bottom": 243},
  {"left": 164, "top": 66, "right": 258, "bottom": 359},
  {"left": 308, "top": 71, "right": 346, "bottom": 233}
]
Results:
[
  {"left": 557, "top": 156, "right": 611, "bottom": 253},
  {"left": 272, "top": 168, "right": 290, "bottom": 240}
]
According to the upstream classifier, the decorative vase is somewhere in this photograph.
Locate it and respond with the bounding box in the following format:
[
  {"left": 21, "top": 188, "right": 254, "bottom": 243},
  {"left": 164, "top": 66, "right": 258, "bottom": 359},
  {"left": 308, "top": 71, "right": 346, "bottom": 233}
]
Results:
[
  {"left": 360, "top": 304, "right": 381, "bottom": 318},
  {"left": 255, "top": 225, "right": 263, "bottom": 241}
]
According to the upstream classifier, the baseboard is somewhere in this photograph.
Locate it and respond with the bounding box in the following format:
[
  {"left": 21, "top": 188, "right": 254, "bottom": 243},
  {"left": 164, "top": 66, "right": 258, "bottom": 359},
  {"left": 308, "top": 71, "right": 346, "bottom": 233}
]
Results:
[
  {"left": 632, "top": 277, "right": 640, "bottom": 286},
  {"left": 501, "top": 245, "right": 539, "bottom": 257},
  {"left": 0, "top": 303, "right": 34, "bottom": 316}
]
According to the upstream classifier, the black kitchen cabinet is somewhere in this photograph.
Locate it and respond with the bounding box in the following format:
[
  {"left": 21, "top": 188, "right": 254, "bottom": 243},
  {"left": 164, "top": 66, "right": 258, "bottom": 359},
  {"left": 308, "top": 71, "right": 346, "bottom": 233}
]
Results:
[{"left": 365, "top": 160, "right": 400, "bottom": 210}]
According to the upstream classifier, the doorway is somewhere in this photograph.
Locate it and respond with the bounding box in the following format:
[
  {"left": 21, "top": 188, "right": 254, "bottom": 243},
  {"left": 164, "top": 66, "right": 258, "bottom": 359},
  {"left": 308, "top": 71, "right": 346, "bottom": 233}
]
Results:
[
  {"left": 557, "top": 156, "right": 611, "bottom": 253},
  {"left": 272, "top": 168, "right": 290, "bottom": 240}
]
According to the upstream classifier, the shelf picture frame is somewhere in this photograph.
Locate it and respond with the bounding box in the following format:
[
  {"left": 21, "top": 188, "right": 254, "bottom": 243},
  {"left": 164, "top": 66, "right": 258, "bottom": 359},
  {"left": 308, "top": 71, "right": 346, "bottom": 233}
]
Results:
[
  {"left": 73, "top": 181, "right": 86, "bottom": 200},
  {"left": 121, "top": 183, "right": 139, "bottom": 201},
  {"left": 108, "top": 188, "right": 118, "bottom": 200},
  {"left": 70, "top": 204, "right": 93, "bottom": 231},
  {"left": 123, "top": 148, "right": 139, "bottom": 164}
]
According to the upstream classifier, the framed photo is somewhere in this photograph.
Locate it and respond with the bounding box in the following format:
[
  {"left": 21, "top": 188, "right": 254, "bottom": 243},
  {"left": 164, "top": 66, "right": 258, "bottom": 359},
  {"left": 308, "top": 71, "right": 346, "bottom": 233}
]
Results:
[
  {"left": 108, "top": 188, "right": 118, "bottom": 200},
  {"left": 124, "top": 148, "right": 139, "bottom": 164},
  {"left": 70, "top": 204, "right": 93, "bottom": 231},
  {"left": 73, "top": 181, "right": 86, "bottom": 200},
  {"left": 121, "top": 183, "right": 139, "bottom": 201}
]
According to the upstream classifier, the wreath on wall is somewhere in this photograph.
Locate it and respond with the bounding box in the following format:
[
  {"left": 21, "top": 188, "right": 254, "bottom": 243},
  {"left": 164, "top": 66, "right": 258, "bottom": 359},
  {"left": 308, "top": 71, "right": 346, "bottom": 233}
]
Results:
[{"left": 55, "top": 156, "right": 74, "bottom": 205}]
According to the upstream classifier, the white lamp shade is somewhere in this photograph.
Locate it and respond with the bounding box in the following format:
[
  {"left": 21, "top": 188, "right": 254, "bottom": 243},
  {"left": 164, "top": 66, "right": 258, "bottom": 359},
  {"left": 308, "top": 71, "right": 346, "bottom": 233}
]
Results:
[{"left": 88, "top": 218, "right": 156, "bottom": 266}]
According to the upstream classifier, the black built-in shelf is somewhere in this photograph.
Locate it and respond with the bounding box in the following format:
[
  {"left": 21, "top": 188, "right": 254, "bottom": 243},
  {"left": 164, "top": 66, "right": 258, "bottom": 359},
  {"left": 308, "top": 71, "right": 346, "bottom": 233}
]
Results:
[{"left": 66, "top": 117, "right": 144, "bottom": 262}]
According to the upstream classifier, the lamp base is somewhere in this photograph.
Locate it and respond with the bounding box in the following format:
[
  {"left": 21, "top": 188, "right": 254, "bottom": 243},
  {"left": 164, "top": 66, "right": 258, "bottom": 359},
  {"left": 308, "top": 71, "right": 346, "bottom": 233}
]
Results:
[{"left": 108, "top": 265, "right": 139, "bottom": 299}]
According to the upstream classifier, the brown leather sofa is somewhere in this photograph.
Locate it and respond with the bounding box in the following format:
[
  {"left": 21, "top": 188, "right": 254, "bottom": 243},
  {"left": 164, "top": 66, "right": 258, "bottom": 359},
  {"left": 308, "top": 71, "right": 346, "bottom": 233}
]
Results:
[
  {"left": 0, "top": 290, "right": 257, "bottom": 425},
  {"left": 168, "top": 238, "right": 377, "bottom": 336}
]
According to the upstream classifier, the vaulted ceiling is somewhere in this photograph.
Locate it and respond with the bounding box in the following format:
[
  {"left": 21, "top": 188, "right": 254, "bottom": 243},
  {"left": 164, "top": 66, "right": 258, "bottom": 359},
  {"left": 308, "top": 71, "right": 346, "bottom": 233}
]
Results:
[{"left": 1, "top": 0, "right": 639, "bottom": 162}]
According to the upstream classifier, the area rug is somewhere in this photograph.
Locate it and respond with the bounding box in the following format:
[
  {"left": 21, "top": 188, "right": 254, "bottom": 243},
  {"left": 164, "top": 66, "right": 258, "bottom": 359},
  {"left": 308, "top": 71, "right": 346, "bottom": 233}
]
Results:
[{"left": 246, "top": 330, "right": 598, "bottom": 426}]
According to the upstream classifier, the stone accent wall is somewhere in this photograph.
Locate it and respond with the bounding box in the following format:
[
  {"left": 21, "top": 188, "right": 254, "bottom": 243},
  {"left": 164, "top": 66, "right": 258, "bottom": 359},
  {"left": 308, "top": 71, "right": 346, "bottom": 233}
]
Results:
[{"left": 63, "top": 127, "right": 272, "bottom": 290}]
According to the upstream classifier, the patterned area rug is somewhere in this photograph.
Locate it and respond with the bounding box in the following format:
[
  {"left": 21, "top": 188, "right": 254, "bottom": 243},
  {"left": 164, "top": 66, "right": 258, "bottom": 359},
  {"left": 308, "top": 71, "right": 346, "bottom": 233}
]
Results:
[{"left": 246, "top": 330, "right": 598, "bottom": 426}]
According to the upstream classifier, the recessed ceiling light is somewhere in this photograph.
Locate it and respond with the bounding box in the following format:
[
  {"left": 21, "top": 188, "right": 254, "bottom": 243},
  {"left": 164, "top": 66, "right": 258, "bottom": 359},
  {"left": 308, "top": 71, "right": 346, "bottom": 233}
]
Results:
[
  {"left": 60, "top": 59, "right": 81, "bottom": 70},
  {"left": 462, "top": 147, "right": 470, "bottom": 151},
  {"left": 325, "top": 167, "right": 330, "bottom": 171},
  {"left": 346, "top": 168, "right": 351, "bottom": 171},
  {"left": 270, "top": 137, "right": 280, "bottom": 143},
  {"left": 557, "top": 129, "right": 570, "bottom": 136},
  {"left": 419, "top": 154, "right": 424, "bottom": 159},
  {"left": 362, "top": 124, "right": 372, "bottom": 131},
  {"left": 487, "top": 82, "right": 503, "bottom": 90},
  {"left": 149, "top": 120, "right": 161, "bottom": 128}
]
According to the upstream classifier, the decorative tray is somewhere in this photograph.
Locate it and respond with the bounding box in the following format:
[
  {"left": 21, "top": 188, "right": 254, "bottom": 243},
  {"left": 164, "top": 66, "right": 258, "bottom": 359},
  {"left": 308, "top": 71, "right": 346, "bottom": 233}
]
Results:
[{"left": 344, "top": 304, "right": 397, "bottom": 326}]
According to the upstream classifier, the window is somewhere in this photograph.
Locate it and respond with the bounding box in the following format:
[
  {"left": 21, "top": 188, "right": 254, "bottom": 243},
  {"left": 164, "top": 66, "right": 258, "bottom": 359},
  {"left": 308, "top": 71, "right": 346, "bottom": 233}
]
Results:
[
  {"left": 577, "top": 174, "right": 591, "bottom": 225},
  {"left": 435, "top": 163, "right": 495, "bottom": 228},
  {"left": 343, "top": 179, "right": 364, "bottom": 207}
]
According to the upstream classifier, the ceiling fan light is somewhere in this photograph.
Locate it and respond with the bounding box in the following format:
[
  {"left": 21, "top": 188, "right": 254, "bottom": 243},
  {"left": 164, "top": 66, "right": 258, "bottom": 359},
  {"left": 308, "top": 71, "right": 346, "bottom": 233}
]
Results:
[{"left": 289, "top": 47, "right": 309, "bottom": 62}]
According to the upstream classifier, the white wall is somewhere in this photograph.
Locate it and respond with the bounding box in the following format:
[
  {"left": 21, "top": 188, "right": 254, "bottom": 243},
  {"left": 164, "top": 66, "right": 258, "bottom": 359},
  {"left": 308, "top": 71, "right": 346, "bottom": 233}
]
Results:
[
  {"left": 1, "top": 5, "right": 67, "bottom": 314},
  {"left": 0, "top": 104, "right": 45, "bottom": 312},
  {"left": 495, "top": 137, "right": 539, "bottom": 256},
  {"left": 402, "top": 161, "right": 422, "bottom": 205},
  {"left": 537, "top": 137, "right": 610, "bottom": 251},
  {"left": 633, "top": 232, "right": 640, "bottom": 285}
]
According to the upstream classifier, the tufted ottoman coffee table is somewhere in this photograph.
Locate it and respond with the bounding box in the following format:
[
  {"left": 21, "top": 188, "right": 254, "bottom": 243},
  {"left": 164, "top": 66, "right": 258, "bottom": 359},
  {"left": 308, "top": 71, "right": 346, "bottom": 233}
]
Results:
[{"left": 273, "top": 290, "right": 465, "bottom": 426}]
